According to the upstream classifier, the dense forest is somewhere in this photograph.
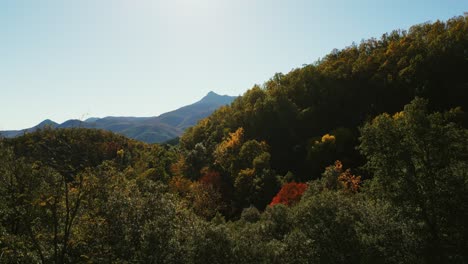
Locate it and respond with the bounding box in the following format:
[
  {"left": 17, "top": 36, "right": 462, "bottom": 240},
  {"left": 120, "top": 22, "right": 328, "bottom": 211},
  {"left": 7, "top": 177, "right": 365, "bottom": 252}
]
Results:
[{"left": 1, "top": 16, "right": 467, "bottom": 263}]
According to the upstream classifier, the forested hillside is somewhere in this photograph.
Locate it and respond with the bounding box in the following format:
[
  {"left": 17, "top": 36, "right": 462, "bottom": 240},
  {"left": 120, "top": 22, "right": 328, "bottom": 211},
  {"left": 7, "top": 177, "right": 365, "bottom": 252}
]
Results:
[
  {"left": 1, "top": 16, "right": 467, "bottom": 263},
  {"left": 181, "top": 16, "right": 468, "bottom": 183}
]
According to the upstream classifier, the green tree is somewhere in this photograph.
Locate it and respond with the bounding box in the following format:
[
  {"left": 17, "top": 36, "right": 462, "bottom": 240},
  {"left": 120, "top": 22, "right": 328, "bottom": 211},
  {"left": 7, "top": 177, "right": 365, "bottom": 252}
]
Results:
[
  {"left": 0, "top": 143, "right": 90, "bottom": 263},
  {"left": 292, "top": 190, "right": 362, "bottom": 264},
  {"left": 359, "top": 98, "right": 468, "bottom": 263}
]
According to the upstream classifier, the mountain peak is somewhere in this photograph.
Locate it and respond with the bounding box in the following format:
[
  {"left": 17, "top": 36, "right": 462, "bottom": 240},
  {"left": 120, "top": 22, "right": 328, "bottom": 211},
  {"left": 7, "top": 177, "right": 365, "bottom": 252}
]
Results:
[
  {"left": 37, "top": 119, "right": 58, "bottom": 128},
  {"left": 203, "top": 91, "right": 221, "bottom": 99},
  {"left": 199, "top": 91, "right": 235, "bottom": 104}
]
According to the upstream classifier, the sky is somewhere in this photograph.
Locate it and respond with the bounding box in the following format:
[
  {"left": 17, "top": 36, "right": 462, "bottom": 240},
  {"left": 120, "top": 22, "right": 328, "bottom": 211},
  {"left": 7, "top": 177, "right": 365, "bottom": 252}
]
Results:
[{"left": 1, "top": 0, "right": 467, "bottom": 130}]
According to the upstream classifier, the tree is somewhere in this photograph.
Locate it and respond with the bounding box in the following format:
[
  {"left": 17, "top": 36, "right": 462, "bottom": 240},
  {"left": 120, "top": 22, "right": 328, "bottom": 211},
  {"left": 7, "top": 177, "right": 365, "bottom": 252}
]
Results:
[
  {"left": 292, "top": 190, "right": 362, "bottom": 264},
  {"left": 359, "top": 98, "right": 468, "bottom": 263},
  {"left": 188, "top": 182, "right": 225, "bottom": 220},
  {"left": 0, "top": 143, "right": 90, "bottom": 263},
  {"left": 269, "top": 182, "right": 308, "bottom": 206},
  {"left": 212, "top": 128, "right": 279, "bottom": 211},
  {"left": 213, "top": 127, "right": 245, "bottom": 173}
]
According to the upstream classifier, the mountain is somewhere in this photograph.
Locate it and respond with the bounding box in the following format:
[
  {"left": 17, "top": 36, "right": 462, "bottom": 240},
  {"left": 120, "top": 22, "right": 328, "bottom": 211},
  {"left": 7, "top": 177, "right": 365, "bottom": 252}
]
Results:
[
  {"left": 1, "top": 91, "right": 237, "bottom": 143},
  {"left": 157, "top": 91, "right": 237, "bottom": 130},
  {"left": 0, "top": 119, "right": 58, "bottom": 138}
]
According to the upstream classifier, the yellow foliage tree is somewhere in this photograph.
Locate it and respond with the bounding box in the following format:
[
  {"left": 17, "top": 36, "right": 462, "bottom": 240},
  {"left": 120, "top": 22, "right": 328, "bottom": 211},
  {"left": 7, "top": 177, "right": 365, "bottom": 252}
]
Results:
[
  {"left": 321, "top": 133, "right": 336, "bottom": 143},
  {"left": 213, "top": 127, "right": 244, "bottom": 170}
]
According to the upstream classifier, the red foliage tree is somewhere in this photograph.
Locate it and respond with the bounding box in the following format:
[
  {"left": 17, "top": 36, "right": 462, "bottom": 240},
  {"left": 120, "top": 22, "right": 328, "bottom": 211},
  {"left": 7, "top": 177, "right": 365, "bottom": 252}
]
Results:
[
  {"left": 269, "top": 182, "right": 308, "bottom": 206},
  {"left": 199, "top": 169, "right": 222, "bottom": 190}
]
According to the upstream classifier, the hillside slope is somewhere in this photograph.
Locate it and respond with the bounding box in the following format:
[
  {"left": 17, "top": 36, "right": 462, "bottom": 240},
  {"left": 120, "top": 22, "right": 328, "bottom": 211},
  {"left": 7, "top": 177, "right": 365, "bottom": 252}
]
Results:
[{"left": 180, "top": 16, "right": 468, "bottom": 181}]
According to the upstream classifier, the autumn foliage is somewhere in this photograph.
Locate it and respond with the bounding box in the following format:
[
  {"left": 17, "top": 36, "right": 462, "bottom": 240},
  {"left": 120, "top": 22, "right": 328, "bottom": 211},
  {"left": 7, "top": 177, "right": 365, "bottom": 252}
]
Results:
[
  {"left": 270, "top": 182, "right": 308, "bottom": 206},
  {"left": 169, "top": 175, "right": 193, "bottom": 196},
  {"left": 338, "top": 167, "right": 361, "bottom": 193},
  {"left": 322, "top": 160, "right": 361, "bottom": 193},
  {"left": 199, "top": 169, "right": 222, "bottom": 190}
]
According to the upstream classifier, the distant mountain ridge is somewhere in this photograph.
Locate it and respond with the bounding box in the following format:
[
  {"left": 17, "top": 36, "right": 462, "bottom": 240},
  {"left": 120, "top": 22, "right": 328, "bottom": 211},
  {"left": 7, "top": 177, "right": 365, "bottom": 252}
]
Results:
[{"left": 1, "top": 91, "right": 237, "bottom": 143}]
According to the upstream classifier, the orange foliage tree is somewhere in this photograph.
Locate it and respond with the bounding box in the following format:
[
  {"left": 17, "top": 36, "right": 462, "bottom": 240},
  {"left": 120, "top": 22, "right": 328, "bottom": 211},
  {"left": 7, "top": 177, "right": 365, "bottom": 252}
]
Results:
[
  {"left": 270, "top": 182, "right": 308, "bottom": 206},
  {"left": 338, "top": 167, "right": 361, "bottom": 193},
  {"left": 321, "top": 160, "right": 361, "bottom": 193}
]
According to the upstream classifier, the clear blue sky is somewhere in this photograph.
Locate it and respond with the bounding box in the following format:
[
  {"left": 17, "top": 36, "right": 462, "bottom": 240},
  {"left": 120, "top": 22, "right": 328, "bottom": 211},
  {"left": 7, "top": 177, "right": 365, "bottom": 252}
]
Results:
[{"left": 1, "top": 0, "right": 466, "bottom": 130}]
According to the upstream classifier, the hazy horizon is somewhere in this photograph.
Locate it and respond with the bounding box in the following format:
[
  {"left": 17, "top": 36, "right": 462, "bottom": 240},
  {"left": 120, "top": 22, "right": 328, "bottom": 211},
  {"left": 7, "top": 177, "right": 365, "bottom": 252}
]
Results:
[
  {"left": 1, "top": 0, "right": 467, "bottom": 130},
  {"left": 2, "top": 90, "right": 234, "bottom": 131}
]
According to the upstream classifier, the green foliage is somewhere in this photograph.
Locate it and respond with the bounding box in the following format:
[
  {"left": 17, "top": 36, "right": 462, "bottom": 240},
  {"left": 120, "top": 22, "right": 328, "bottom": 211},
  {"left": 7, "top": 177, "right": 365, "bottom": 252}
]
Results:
[
  {"left": 240, "top": 206, "right": 261, "bottom": 223},
  {"left": 359, "top": 98, "right": 468, "bottom": 263},
  {"left": 209, "top": 127, "right": 281, "bottom": 211},
  {"left": 0, "top": 129, "right": 180, "bottom": 263},
  {"left": 355, "top": 198, "right": 422, "bottom": 264},
  {"left": 191, "top": 223, "right": 233, "bottom": 264},
  {"left": 293, "top": 190, "right": 362, "bottom": 264}
]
